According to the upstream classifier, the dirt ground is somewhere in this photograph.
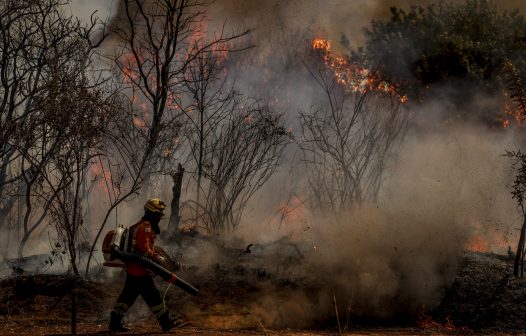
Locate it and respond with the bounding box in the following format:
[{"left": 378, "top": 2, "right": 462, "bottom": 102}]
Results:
[
  {"left": 2, "top": 324, "right": 526, "bottom": 336},
  {"left": 0, "top": 320, "right": 516, "bottom": 336},
  {"left": 0, "top": 315, "right": 524, "bottom": 336},
  {"left": 2, "top": 252, "right": 526, "bottom": 335}
]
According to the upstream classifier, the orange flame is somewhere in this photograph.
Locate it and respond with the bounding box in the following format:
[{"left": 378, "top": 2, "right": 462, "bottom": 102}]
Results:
[
  {"left": 498, "top": 92, "right": 526, "bottom": 128},
  {"left": 89, "top": 161, "right": 112, "bottom": 195},
  {"left": 417, "top": 307, "right": 469, "bottom": 331},
  {"left": 418, "top": 315, "right": 468, "bottom": 331},
  {"left": 465, "top": 235, "right": 489, "bottom": 252},
  {"left": 120, "top": 53, "right": 141, "bottom": 86},
  {"left": 311, "top": 38, "right": 408, "bottom": 103},
  {"left": 277, "top": 196, "right": 309, "bottom": 224},
  {"left": 263, "top": 196, "right": 310, "bottom": 239},
  {"left": 465, "top": 232, "right": 511, "bottom": 253}
]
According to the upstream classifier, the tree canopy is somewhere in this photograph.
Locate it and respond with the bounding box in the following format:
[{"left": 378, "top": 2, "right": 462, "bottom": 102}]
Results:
[{"left": 362, "top": 0, "right": 526, "bottom": 97}]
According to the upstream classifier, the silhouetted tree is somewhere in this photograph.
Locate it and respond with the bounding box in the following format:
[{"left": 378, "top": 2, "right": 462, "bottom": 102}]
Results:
[
  {"left": 0, "top": 0, "right": 108, "bottom": 259},
  {"left": 505, "top": 150, "right": 526, "bottom": 277},
  {"left": 299, "top": 44, "right": 408, "bottom": 215}
]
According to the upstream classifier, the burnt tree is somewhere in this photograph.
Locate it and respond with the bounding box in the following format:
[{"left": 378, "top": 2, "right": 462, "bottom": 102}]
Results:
[
  {"left": 299, "top": 46, "right": 409, "bottom": 215},
  {"left": 84, "top": 0, "right": 248, "bottom": 275},
  {"left": 505, "top": 150, "right": 526, "bottom": 277},
  {"left": 0, "top": 0, "right": 108, "bottom": 259},
  {"left": 169, "top": 163, "right": 184, "bottom": 234}
]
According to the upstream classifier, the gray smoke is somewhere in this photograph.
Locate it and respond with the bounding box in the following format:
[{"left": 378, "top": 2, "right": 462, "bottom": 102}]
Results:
[
  {"left": 62, "top": 0, "right": 526, "bottom": 326},
  {"left": 233, "top": 122, "right": 520, "bottom": 325},
  {"left": 208, "top": 0, "right": 526, "bottom": 50},
  {"left": 69, "top": 0, "right": 116, "bottom": 25}
]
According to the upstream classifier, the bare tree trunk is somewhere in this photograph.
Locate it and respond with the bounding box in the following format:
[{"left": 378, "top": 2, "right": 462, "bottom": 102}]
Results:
[
  {"left": 0, "top": 182, "right": 22, "bottom": 229},
  {"left": 71, "top": 277, "right": 78, "bottom": 335},
  {"left": 521, "top": 247, "right": 525, "bottom": 277},
  {"left": 169, "top": 164, "right": 184, "bottom": 235},
  {"left": 514, "top": 215, "right": 526, "bottom": 277},
  {"left": 18, "top": 182, "right": 33, "bottom": 259},
  {"left": 196, "top": 103, "right": 205, "bottom": 228}
]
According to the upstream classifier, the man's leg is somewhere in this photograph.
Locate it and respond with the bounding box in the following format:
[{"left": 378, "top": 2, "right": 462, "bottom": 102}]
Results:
[
  {"left": 110, "top": 274, "right": 141, "bottom": 331},
  {"left": 139, "top": 276, "right": 174, "bottom": 332}
]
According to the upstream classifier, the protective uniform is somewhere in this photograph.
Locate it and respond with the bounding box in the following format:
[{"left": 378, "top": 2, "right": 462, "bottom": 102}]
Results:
[
  {"left": 109, "top": 199, "right": 176, "bottom": 332},
  {"left": 125, "top": 220, "right": 157, "bottom": 277}
]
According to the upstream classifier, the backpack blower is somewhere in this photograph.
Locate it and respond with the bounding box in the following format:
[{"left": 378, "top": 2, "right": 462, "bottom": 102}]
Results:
[{"left": 102, "top": 226, "right": 199, "bottom": 296}]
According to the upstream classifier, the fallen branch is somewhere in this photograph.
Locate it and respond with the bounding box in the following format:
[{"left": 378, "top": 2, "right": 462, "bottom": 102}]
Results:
[{"left": 255, "top": 314, "right": 269, "bottom": 336}]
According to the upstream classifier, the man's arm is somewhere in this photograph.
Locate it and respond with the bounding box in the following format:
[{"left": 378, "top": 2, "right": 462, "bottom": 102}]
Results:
[{"left": 134, "top": 223, "right": 156, "bottom": 258}]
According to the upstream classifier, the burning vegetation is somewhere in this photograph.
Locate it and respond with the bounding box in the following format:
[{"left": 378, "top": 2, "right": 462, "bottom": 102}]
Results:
[
  {"left": 2, "top": 0, "right": 526, "bottom": 335},
  {"left": 311, "top": 37, "right": 408, "bottom": 103}
]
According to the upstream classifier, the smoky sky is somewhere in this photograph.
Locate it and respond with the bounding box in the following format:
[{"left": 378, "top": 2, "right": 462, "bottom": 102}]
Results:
[
  {"left": 70, "top": 1, "right": 526, "bottom": 52},
  {"left": 208, "top": 0, "right": 526, "bottom": 48},
  {"left": 69, "top": 0, "right": 116, "bottom": 23},
  {"left": 70, "top": 0, "right": 526, "bottom": 36}
]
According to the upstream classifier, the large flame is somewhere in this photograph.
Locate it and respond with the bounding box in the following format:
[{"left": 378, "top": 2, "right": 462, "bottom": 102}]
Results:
[{"left": 311, "top": 38, "right": 408, "bottom": 103}]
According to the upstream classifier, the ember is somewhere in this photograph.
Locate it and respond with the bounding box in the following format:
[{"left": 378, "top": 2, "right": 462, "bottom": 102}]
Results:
[{"left": 417, "top": 308, "right": 469, "bottom": 332}]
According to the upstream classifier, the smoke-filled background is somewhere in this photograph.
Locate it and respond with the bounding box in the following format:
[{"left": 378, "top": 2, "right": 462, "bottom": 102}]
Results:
[
  {"left": 5, "top": 0, "right": 525, "bottom": 326},
  {"left": 206, "top": 0, "right": 526, "bottom": 44}
]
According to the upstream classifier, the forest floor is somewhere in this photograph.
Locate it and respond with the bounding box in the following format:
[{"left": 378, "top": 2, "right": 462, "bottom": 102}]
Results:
[
  {"left": 1, "top": 318, "right": 523, "bottom": 336},
  {"left": 1, "top": 248, "right": 526, "bottom": 335},
  {"left": 1, "top": 321, "right": 526, "bottom": 336}
]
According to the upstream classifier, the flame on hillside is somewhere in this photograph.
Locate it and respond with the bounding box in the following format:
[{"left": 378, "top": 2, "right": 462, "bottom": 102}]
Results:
[
  {"left": 499, "top": 92, "right": 526, "bottom": 128},
  {"left": 465, "top": 235, "right": 489, "bottom": 252},
  {"left": 311, "top": 38, "right": 408, "bottom": 103},
  {"left": 276, "top": 196, "right": 309, "bottom": 225},
  {"left": 417, "top": 312, "right": 469, "bottom": 332},
  {"left": 465, "top": 231, "right": 511, "bottom": 253}
]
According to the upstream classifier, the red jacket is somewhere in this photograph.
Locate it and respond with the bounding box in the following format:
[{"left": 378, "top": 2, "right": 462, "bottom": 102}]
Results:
[{"left": 125, "top": 220, "right": 156, "bottom": 276}]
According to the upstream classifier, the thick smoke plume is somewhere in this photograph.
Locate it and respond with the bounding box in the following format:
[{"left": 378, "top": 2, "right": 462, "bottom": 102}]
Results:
[{"left": 227, "top": 124, "right": 520, "bottom": 326}]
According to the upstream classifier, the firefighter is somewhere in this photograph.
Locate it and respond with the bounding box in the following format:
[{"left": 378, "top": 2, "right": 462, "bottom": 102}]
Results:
[{"left": 109, "top": 198, "right": 179, "bottom": 332}]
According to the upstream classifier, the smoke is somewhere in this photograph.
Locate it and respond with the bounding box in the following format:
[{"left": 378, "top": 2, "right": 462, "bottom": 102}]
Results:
[
  {"left": 69, "top": 0, "right": 116, "bottom": 24},
  {"left": 208, "top": 0, "right": 526, "bottom": 50},
  {"left": 229, "top": 121, "right": 519, "bottom": 326},
  {"left": 160, "top": 117, "right": 522, "bottom": 328},
  {"left": 10, "top": 0, "right": 525, "bottom": 327},
  {"left": 190, "top": 1, "right": 526, "bottom": 324}
]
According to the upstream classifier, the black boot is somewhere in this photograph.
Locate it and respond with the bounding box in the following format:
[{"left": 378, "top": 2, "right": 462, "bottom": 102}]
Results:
[
  {"left": 109, "top": 311, "right": 130, "bottom": 332},
  {"left": 159, "top": 311, "right": 188, "bottom": 332},
  {"left": 158, "top": 311, "right": 173, "bottom": 332}
]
